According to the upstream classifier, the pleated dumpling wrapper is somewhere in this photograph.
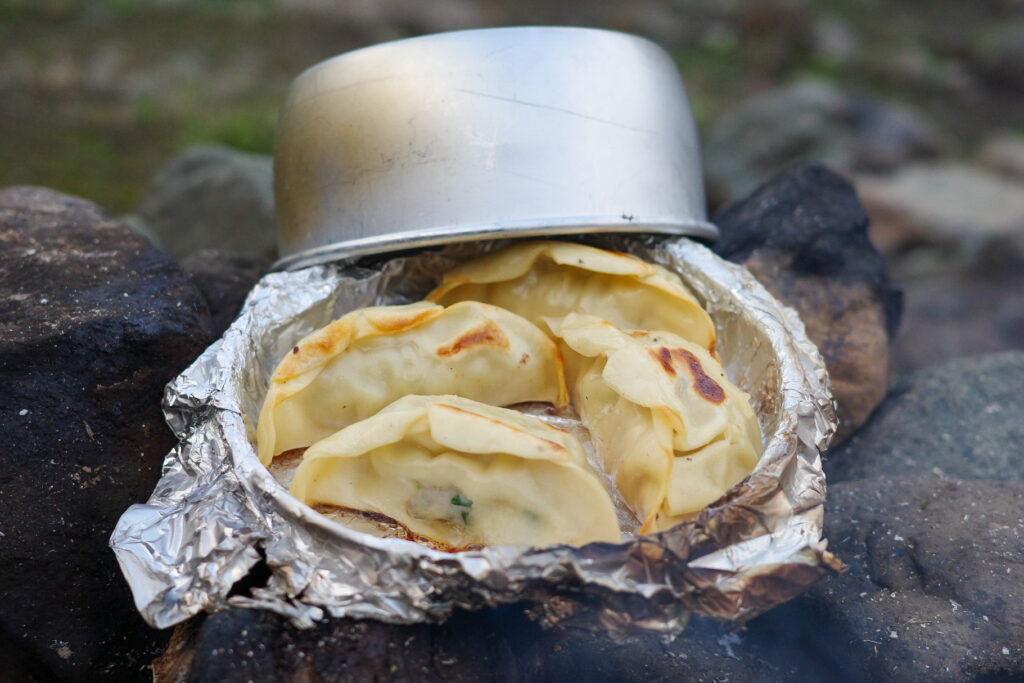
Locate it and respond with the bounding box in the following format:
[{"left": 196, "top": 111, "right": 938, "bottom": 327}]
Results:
[
  {"left": 257, "top": 301, "right": 568, "bottom": 466},
  {"left": 427, "top": 241, "right": 717, "bottom": 356},
  {"left": 289, "top": 394, "right": 621, "bottom": 548},
  {"left": 545, "top": 314, "right": 762, "bottom": 533}
]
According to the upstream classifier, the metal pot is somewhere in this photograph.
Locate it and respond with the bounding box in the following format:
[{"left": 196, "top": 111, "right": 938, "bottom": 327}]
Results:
[{"left": 273, "top": 27, "right": 716, "bottom": 269}]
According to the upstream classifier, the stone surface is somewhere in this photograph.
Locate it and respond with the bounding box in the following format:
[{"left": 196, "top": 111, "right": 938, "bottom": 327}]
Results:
[
  {"left": 153, "top": 602, "right": 838, "bottom": 682},
  {"left": 0, "top": 186, "right": 213, "bottom": 680},
  {"left": 825, "top": 352, "right": 1024, "bottom": 483},
  {"left": 890, "top": 243, "right": 1024, "bottom": 376},
  {"left": 857, "top": 158, "right": 1024, "bottom": 374},
  {"left": 181, "top": 249, "right": 271, "bottom": 338},
  {"left": 514, "top": 611, "right": 833, "bottom": 683},
  {"left": 978, "top": 130, "right": 1024, "bottom": 180},
  {"left": 704, "top": 79, "right": 941, "bottom": 204},
  {"left": 856, "top": 162, "right": 1024, "bottom": 260},
  {"left": 810, "top": 14, "right": 859, "bottom": 66},
  {"left": 133, "top": 145, "right": 277, "bottom": 260},
  {"left": 155, "top": 606, "right": 524, "bottom": 683},
  {"left": 879, "top": 45, "right": 979, "bottom": 98},
  {"left": 714, "top": 162, "right": 902, "bottom": 445},
  {"left": 803, "top": 477, "right": 1024, "bottom": 681}
]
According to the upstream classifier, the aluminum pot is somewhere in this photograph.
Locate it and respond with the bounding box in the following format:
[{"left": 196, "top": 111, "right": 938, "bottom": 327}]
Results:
[{"left": 273, "top": 27, "right": 717, "bottom": 270}]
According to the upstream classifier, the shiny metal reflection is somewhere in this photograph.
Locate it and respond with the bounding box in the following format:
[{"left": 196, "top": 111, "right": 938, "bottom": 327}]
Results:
[{"left": 273, "top": 27, "right": 716, "bottom": 270}]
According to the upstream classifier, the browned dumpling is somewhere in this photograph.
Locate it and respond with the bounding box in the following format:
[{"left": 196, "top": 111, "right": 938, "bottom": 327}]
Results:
[
  {"left": 257, "top": 301, "right": 567, "bottom": 466},
  {"left": 427, "top": 241, "right": 717, "bottom": 356},
  {"left": 546, "top": 313, "right": 761, "bottom": 532},
  {"left": 289, "top": 395, "right": 621, "bottom": 548}
]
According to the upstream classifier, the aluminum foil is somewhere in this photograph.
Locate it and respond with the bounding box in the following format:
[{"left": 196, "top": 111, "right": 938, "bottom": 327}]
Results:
[{"left": 110, "top": 235, "right": 840, "bottom": 635}]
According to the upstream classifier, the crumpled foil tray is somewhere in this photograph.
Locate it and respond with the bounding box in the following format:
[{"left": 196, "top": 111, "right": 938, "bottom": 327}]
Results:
[{"left": 110, "top": 235, "right": 840, "bottom": 635}]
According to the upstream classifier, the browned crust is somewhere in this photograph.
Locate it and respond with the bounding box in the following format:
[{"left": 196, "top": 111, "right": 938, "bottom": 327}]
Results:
[
  {"left": 277, "top": 305, "right": 441, "bottom": 378},
  {"left": 435, "top": 321, "right": 510, "bottom": 357},
  {"left": 372, "top": 306, "right": 439, "bottom": 332},
  {"left": 651, "top": 347, "right": 726, "bottom": 404}
]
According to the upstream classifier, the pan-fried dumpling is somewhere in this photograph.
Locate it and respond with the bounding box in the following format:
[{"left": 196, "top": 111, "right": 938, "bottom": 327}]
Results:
[
  {"left": 289, "top": 395, "right": 621, "bottom": 548},
  {"left": 546, "top": 314, "right": 761, "bottom": 532},
  {"left": 426, "top": 241, "right": 717, "bottom": 355},
  {"left": 257, "top": 301, "right": 568, "bottom": 466}
]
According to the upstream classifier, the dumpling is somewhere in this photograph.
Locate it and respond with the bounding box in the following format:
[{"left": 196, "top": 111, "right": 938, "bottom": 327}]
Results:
[
  {"left": 289, "top": 394, "right": 621, "bottom": 548},
  {"left": 545, "top": 314, "right": 762, "bottom": 532},
  {"left": 257, "top": 301, "right": 568, "bottom": 466},
  {"left": 426, "top": 241, "right": 717, "bottom": 355}
]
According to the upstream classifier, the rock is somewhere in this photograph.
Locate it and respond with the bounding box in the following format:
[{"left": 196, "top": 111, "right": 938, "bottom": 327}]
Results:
[
  {"left": 855, "top": 163, "right": 1024, "bottom": 268},
  {"left": 132, "top": 145, "right": 277, "bottom": 260},
  {"left": 881, "top": 46, "right": 979, "bottom": 98},
  {"left": 703, "top": 79, "right": 942, "bottom": 204},
  {"left": 181, "top": 249, "right": 271, "bottom": 338},
  {"left": 826, "top": 352, "right": 1024, "bottom": 483},
  {"left": 518, "top": 612, "right": 828, "bottom": 682},
  {"left": 843, "top": 98, "right": 943, "bottom": 173},
  {"left": 978, "top": 130, "right": 1024, "bottom": 180},
  {"left": 890, "top": 243, "right": 1024, "bottom": 375},
  {"left": 156, "top": 478, "right": 1024, "bottom": 681},
  {"left": 156, "top": 606, "right": 526, "bottom": 682},
  {"left": 714, "top": 162, "right": 902, "bottom": 445},
  {"left": 802, "top": 477, "right": 1024, "bottom": 680},
  {"left": 0, "top": 186, "right": 213, "bottom": 680},
  {"left": 969, "top": 21, "right": 1024, "bottom": 92},
  {"left": 154, "top": 602, "right": 829, "bottom": 682},
  {"left": 811, "top": 15, "right": 859, "bottom": 66},
  {"left": 864, "top": 167, "right": 1024, "bottom": 351}
]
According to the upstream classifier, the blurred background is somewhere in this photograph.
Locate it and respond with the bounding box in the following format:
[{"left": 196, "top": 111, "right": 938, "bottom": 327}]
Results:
[{"left": 3, "top": 0, "right": 1024, "bottom": 373}]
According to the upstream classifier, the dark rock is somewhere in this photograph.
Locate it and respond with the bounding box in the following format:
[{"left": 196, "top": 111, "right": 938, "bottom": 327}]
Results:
[
  {"left": 843, "top": 97, "right": 942, "bottom": 173},
  {"left": 181, "top": 249, "right": 271, "bottom": 338},
  {"left": 0, "top": 186, "right": 213, "bottom": 680},
  {"left": 890, "top": 243, "right": 1024, "bottom": 376},
  {"left": 133, "top": 145, "right": 277, "bottom": 260},
  {"left": 799, "top": 477, "right": 1024, "bottom": 681},
  {"left": 517, "top": 611, "right": 832, "bottom": 683},
  {"left": 155, "top": 602, "right": 837, "bottom": 682},
  {"left": 156, "top": 606, "right": 526, "bottom": 682},
  {"left": 714, "top": 162, "right": 902, "bottom": 445},
  {"left": 704, "top": 79, "right": 941, "bottom": 205},
  {"left": 826, "top": 352, "right": 1024, "bottom": 483},
  {"left": 175, "top": 543, "right": 1024, "bottom": 683}
]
